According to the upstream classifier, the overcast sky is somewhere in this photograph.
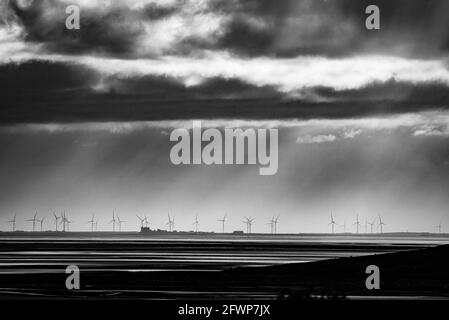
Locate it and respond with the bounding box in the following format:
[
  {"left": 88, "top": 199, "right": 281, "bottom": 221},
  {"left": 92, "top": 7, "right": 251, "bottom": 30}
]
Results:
[{"left": 1, "top": 0, "right": 449, "bottom": 233}]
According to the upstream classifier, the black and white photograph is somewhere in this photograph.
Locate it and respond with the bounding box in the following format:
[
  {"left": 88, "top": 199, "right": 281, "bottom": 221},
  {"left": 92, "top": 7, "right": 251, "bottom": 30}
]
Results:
[{"left": 1, "top": 0, "right": 449, "bottom": 316}]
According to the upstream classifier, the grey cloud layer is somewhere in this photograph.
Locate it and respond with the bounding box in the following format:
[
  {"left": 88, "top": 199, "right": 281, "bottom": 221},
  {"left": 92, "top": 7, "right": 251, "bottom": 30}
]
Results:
[
  {"left": 2, "top": 112, "right": 449, "bottom": 231},
  {"left": 1, "top": 0, "right": 449, "bottom": 122}
]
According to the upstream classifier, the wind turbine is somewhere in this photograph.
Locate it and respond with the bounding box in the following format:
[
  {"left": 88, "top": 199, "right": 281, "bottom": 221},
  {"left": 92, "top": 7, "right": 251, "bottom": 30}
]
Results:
[
  {"left": 37, "top": 216, "right": 45, "bottom": 231},
  {"left": 137, "top": 215, "right": 145, "bottom": 228},
  {"left": 273, "top": 216, "right": 279, "bottom": 234},
  {"left": 243, "top": 217, "right": 254, "bottom": 234},
  {"left": 109, "top": 211, "right": 117, "bottom": 232},
  {"left": 144, "top": 215, "right": 149, "bottom": 228},
  {"left": 193, "top": 214, "right": 199, "bottom": 232},
  {"left": 117, "top": 215, "right": 125, "bottom": 232},
  {"left": 249, "top": 217, "right": 255, "bottom": 233},
  {"left": 328, "top": 213, "right": 337, "bottom": 233},
  {"left": 166, "top": 213, "right": 175, "bottom": 231},
  {"left": 87, "top": 214, "right": 95, "bottom": 232},
  {"left": 267, "top": 216, "right": 279, "bottom": 234},
  {"left": 218, "top": 214, "right": 227, "bottom": 233},
  {"left": 166, "top": 213, "right": 171, "bottom": 231},
  {"left": 364, "top": 219, "right": 368, "bottom": 233},
  {"left": 368, "top": 218, "right": 375, "bottom": 233},
  {"left": 8, "top": 214, "right": 16, "bottom": 232},
  {"left": 60, "top": 212, "right": 66, "bottom": 232},
  {"left": 27, "top": 212, "right": 38, "bottom": 232},
  {"left": 95, "top": 218, "right": 99, "bottom": 231},
  {"left": 243, "top": 218, "right": 249, "bottom": 234},
  {"left": 353, "top": 214, "right": 361, "bottom": 233},
  {"left": 63, "top": 213, "right": 72, "bottom": 231},
  {"left": 53, "top": 213, "right": 60, "bottom": 231},
  {"left": 59, "top": 211, "right": 71, "bottom": 232},
  {"left": 378, "top": 215, "right": 386, "bottom": 233}
]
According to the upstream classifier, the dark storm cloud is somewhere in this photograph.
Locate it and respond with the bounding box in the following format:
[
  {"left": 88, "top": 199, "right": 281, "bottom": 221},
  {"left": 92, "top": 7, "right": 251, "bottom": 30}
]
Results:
[
  {"left": 216, "top": 0, "right": 362, "bottom": 57},
  {"left": 4, "top": 0, "right": 449, "bottom": 58},
  {"left": 215, "top": 0, "right": 449, "bottom": 58},
  {"left": 313, "top": 80, "right": 449, "bottom": 104},
  {"left": 0, "top": 60, "right": 99, "bottom": 95},
  {"left": 2, "top": 84, "right": 449, "bottom": 125},
  {"left": 0, "top": 59, "right": 280, "bottom": 98},
  {"left": 10, "top": 0, "right": 144, "bottom": 56},
  {"left": 1, "top": 58, "right": 449, "bottom": 124},
  {"left": 1, "top": 0, "right": 449, "bottom": 123},
  {"left": 216, "top": 17, "right": 275, "bottom": 56}
]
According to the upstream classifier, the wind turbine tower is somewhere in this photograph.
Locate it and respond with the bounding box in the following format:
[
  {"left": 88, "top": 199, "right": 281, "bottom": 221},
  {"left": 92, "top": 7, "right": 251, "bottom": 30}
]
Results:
[
  {"left": 378, "top": 215, "right": 386, "bottom": 233},
  {"left": 329, "top": 213, "right": 337, "bottom": 233},
  {"left": 193, "top": 214, "right": 199, "bottom": 232},
  {"left": 218, "top": 214, "right": 227, "bottom": 233},
  {"left": 117, "top": 215, "right": 125, "bottom": 231},
  {"left": 166, "top": 213, "right": 171, "bottom": 231},
  {"left": 53, "top": 213, "right": 60, "bottom": 231},
  {"left": 144, "top": 216, "right": 149, "bottom": 228},
  {"left": 27, "top": 212, "right": 38, "bottom": 232},
  {"left": 61, "top": 212, "right": 66, "bottom": 232},
  {"left": 87, "top": 214, "right": 95, "bottom": 232},
  {"left": 273, "top": 216, "right": 279, "bottom": 234},
  {"left": 37, "top": 216, "right": 45, "bottom": 231},
  {"left": 368, "top": 218, "right": 375, "bottom": 233},
  {"left": 109, "top": 211, "right": 117, "bottom": 232},
  {"left": 137, "top": 215, "right": 145, "bottom": 228},
  {"left": 353, "top": 214, "right": 361, "bottom": 233},
  {"left": 8, "top": 214, "right": 17, "bottom": 232},
  {"left": 166, "top": 213, "right": 175, "bottom": 232},
  {"left": 63, "top": 214, "right": 72, "bottom": 231},
  {"left": 243, "top": 217, "right": 255, "bottom": 234}
]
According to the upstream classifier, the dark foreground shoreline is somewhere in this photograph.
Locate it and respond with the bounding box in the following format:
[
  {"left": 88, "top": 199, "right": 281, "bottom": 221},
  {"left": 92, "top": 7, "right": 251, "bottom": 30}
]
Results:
[{"left": 0, "top": 233, "right": 448, "bottom": 300}]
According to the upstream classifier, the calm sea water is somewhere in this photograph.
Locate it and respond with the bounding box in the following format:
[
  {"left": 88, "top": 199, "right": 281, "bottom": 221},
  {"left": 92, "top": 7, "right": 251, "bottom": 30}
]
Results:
[
  {"left": 0, "top": 234, "right": 448, "bottom": 299},
  {"left": 0, "top": 233, "right": 447, "bottom": 274}
]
